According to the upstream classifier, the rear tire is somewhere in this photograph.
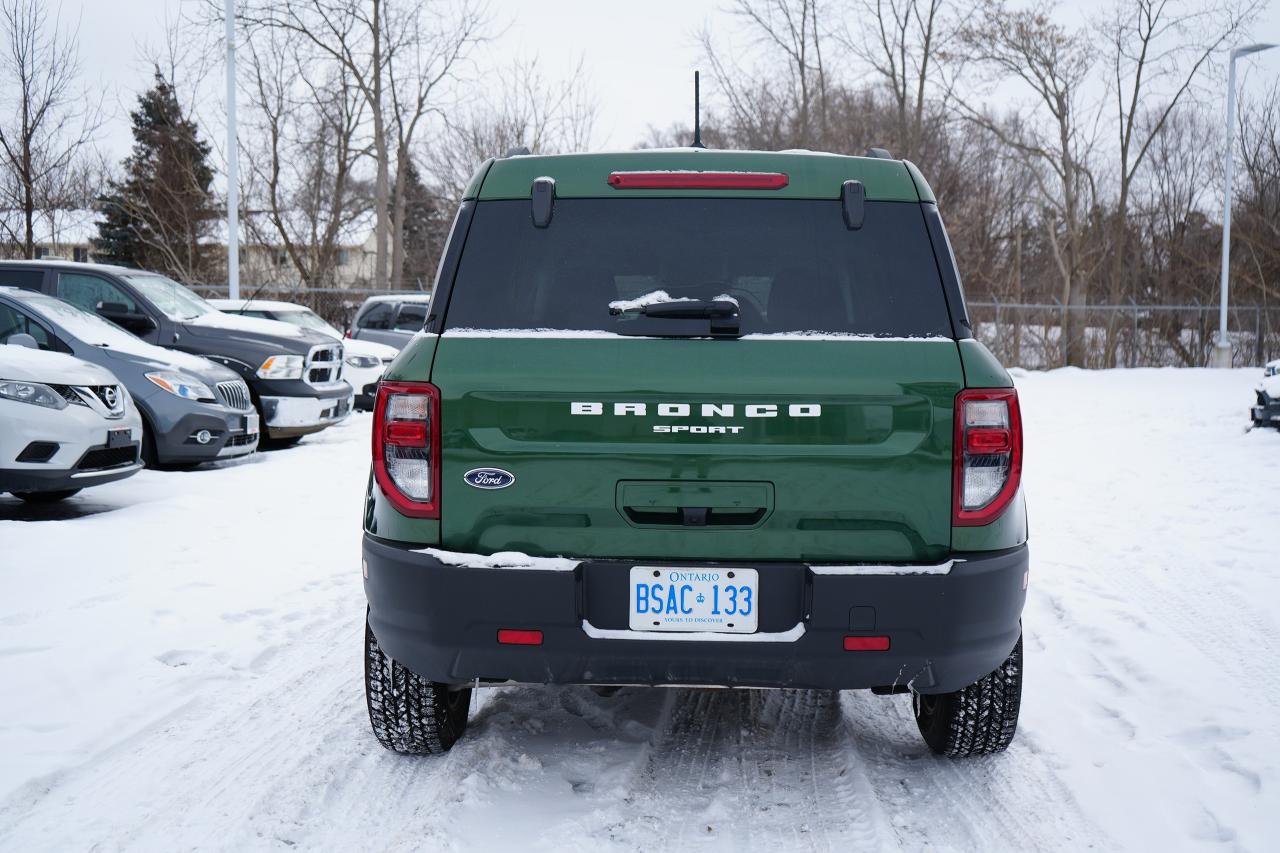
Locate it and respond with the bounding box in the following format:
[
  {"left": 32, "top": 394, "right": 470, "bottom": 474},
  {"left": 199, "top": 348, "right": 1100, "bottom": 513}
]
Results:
[
  {"left": 11, "top": 488, "right": 81, "bottom": 503},
  {"left": 364, "top": 614, "right": 471, "bottom": 754},
  {"left": 913, "top": 633, "right": 1023, "bottom": 757}
]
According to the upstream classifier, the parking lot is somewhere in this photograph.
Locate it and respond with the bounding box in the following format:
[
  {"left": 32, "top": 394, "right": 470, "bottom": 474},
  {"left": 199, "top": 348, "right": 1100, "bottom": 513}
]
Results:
[{"left": 0, "top": 367, "right": 1276, "bottom": 851}]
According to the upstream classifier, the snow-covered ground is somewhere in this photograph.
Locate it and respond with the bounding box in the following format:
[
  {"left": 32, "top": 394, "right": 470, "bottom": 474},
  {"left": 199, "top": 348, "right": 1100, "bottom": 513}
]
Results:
[{"left": 1, "top": 368, "right": 1277, "bottom": 852}]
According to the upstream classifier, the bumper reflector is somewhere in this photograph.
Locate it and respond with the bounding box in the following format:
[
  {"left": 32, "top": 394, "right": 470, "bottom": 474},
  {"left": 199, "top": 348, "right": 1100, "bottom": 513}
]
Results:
[
  {"left": 497, "top": 629, "right": 544, "bottom": 646},
  {"left": 843, "top": 635, "right": 890, "bottom": 651}
]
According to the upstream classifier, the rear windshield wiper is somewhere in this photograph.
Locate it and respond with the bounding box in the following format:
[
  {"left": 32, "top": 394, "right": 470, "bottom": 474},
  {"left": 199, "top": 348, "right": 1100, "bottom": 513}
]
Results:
[{"left": 611, "top": 298, "right": 741, "bottom": 337}]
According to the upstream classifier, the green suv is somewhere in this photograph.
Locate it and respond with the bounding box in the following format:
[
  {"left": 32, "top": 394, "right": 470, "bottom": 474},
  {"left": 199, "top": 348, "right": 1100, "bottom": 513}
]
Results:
[{"left": 361, "top": 149, "right": 1028, "bottom": 758}]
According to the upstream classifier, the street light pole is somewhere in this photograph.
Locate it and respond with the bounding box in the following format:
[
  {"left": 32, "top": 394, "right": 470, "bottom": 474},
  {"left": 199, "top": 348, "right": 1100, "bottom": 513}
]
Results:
[
  {"left": 225, "top": 0, "right": 240, "bottom": 301},
  {"left": 1214, "top": 42, "right": 1276, "bottom": 368}
]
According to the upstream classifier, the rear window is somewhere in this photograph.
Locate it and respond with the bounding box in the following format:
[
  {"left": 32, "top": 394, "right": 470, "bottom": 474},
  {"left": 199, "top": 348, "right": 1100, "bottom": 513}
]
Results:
[{"left": 441, "top": 199, "right": 952, "bottom": 337}]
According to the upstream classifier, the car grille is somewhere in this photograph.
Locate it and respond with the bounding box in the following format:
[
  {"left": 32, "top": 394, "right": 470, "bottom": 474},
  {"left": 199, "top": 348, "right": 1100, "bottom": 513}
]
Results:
[
  {"left": 225, "top": 432, "right": 257, "bottom": 448},
  {"left": 306, "top": 344, "right": 343, "bottom": 385},
  {"left": 50, "top": 384, "right": 125, "bottom": 418},
  {"left": 78, "top": 445, "right": 137, "bottom": 471},
  {"left": 216, "top": 380, "right": 252, "bottom": 411}
]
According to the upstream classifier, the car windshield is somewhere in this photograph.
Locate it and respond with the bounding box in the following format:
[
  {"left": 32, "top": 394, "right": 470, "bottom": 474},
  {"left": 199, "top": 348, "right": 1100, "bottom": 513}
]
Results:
[
  {"left": 122, "top": 273, "right": 213, "bottom": 321},
  {"left": 22, "top": 293, "right": 146, "bottom": 349},
  {"left": 273, "top": 309, "right": 338, "bottom": 336}
]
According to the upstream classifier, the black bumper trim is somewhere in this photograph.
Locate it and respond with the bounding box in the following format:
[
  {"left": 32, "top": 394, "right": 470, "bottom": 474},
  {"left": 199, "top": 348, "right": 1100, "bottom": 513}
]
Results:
[{"left": 362, "top": 535, "right": 1028, "bottom": 694}]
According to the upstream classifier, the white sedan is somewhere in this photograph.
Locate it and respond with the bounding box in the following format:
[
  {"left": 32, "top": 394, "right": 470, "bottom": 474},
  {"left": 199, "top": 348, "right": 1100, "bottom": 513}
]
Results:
[
  {"left": 209, "top": 299, "right": 398, "bottom": 410},
  {"left": 0, "top": 339, "right": 143, "bottom": 502}
]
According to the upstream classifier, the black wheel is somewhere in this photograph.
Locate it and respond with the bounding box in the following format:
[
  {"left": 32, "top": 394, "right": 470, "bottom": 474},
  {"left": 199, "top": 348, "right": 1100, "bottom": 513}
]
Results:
[
  {"left": 914, "top": 633, "right": 1023, "bottom": 757},
  {"left": 11, "top": 489, "right": 81, "bottom": 503},
  {"left": 364, "top": 614, "right": 471, "bottom": 754}
]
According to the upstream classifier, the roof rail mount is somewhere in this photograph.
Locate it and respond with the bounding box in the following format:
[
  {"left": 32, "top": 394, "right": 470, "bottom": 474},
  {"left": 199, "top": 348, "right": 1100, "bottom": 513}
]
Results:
[
  {"left": 865, "top": 147, "right": 894, "bottom": 159},
  {"left": 531, "top": 177, "right": 555, "bottom": 228}
]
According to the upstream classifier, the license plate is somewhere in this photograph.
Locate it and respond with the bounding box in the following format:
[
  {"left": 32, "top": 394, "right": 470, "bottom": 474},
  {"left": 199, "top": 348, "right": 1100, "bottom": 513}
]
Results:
[
  {"left": 629, "top": 566, "right": 759, "bottom": 633},
  {"left": 106, "top": 428, "right": 132, "bottom": 448},
  {"left": 245, "top": 413, "right": 259, "bottom": 434}
]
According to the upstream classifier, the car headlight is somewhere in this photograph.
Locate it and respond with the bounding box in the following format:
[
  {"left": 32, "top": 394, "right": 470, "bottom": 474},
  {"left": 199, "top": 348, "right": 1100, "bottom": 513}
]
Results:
[
  {"left": 345, "top": 355, "right": 381, "bottom": 368},
  {"left": 0, "top": 379, "right": 68, "bottom": 409},
  {"left": 256, "top": 355, "right": 305, "bottom": 380},
  {"left": 146, "top": 371, "right": 215, "bottom": 401}
]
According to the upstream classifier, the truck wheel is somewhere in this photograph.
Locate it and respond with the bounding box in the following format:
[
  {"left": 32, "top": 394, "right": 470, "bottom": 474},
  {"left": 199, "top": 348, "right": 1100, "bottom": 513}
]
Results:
[
  {"left": 913, "top": 633, "right": 1022, "bottom": 757},
  {"left": 364, "top": 614, "right": 471, "bottom": 754},
  {"left": 11, "top": 489, "right": 82, "bottom": 503}
]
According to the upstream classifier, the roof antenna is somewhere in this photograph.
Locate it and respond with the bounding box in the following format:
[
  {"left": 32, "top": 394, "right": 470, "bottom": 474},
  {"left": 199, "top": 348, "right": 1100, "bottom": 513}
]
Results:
[{"left": 691, "top": 71, "right": 705, "bottom": 149}]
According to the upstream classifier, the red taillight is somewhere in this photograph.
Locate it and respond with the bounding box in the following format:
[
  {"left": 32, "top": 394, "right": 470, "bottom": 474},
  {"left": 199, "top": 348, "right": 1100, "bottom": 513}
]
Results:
[
  {"left": 497, "top": 629, "right": 543, "bottom": 646},
  {"left": 953, "top": 388, "right": 1022, "bottom": 526},
  {"left": 844, "top": 635, "right": 891, "bottom": 651},
  {"left": 606, "top": 171, "right": 789, "bottom": 190},
  {"left": 372, "top": 381, "right": 440, "bottom": 518}
]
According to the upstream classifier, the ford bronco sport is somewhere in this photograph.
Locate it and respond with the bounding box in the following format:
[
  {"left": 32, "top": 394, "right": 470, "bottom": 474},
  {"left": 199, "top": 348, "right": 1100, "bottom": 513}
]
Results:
[{"left": 361, "top": 149, "right": 1028, "bottom": 758}]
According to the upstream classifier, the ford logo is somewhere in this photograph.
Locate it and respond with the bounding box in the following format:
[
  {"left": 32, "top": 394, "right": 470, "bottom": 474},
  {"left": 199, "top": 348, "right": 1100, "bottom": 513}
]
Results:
[{"left": 463, "top": 468, "right": 516, "bottom": 490}]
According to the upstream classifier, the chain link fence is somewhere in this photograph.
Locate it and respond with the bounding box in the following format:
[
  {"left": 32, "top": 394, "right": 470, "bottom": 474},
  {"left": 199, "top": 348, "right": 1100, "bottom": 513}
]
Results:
[
  {"left": 968, "top": 302, "right": 1280, "bottom": 369},
  {"left": 190, "top": 286, "right": 1280, "bottom": 369},
  {"left": 190, "top": 284, "right": 423, "bottom": 331}
]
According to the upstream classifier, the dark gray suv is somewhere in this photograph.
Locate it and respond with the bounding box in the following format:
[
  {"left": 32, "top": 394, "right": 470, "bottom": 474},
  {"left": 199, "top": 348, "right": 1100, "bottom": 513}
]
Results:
[{"left": 0, "top": 261, "right": 353, "bottom": 446}]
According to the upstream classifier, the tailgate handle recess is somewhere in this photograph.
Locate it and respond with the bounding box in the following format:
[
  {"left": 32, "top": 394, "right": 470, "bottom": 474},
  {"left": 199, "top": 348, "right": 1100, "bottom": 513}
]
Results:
[{"left": 622, "top": 506, "right": 767, "bottom": 527}]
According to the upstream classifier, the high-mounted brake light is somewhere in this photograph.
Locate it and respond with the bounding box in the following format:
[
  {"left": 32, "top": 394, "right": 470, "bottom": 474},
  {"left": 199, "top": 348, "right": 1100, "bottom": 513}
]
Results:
[
  {"left": 953, "top": 388, "right": 1022, "bottom": 526},
  {"left": 372, "top": 381, "right": 440, "bottom": 518},
  {"left": 607, "top": 171, "right": 789, "bottom": 190}
]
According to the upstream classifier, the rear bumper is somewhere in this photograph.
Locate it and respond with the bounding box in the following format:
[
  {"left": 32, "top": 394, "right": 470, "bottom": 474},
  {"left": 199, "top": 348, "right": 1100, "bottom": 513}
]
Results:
[{"left": 362, "top": 535, "right": 1028, "bottom": 694}]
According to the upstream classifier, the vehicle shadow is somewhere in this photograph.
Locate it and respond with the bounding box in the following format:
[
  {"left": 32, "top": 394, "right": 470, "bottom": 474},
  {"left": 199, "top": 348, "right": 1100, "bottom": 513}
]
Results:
[{"left": 0, "top": 493, "right": 127, "bottom": 521}]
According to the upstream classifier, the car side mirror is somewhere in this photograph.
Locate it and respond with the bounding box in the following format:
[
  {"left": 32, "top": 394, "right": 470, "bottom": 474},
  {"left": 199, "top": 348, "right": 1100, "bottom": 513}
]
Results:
[
  {"left": 97, "top": 302, "right": 156, "bottom": 333},
  {"left": 5, "top": 332, "right": 38, "bottom": 349}
]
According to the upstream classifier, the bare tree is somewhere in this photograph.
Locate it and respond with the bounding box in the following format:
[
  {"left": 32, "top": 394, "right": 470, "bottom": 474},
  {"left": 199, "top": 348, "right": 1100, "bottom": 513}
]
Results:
[
  {"left": 240, "top": 25, "right": 371, "bottom": 289},
  {"left": 426, "top": 57, "right": 597, "bottom": 203},
  {"left": 238, "top": 0, "right": 488, "bottom": 289},
  {"left": 837, "top": 0, "right": 956, "bottom": 158},
  {"left": 0, "top": 0, "right": 101, "bottom": 257},
  {"left": 699, "top": 0, "right": 831, "bottom": 148},
  {"left": 1098, "top": 0, "right": 1261, "bottom": 363},
  {"left": 959, "top": 2, "right": 1101, "bottom": 366},
  {"left": 384, "top": 1, "right": 488, "bottom": 288}
]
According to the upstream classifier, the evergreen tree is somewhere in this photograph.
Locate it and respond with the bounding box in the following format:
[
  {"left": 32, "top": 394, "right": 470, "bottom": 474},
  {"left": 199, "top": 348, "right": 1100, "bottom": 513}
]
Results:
[
  {"left": 399, "top": 159, "right": 451, "bottom": 291},
  {"left": 93, "top": 69, "right": 219, "bottom": 281}
]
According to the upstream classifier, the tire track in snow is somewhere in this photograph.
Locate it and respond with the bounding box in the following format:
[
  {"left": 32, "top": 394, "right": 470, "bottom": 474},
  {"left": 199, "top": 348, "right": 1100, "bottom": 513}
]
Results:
[
  {"left": 603, "top": 688, "right": 889, "bottom": 852},
  {"left": 836, "top": 690, "right": 1109, "bottom": 851}
]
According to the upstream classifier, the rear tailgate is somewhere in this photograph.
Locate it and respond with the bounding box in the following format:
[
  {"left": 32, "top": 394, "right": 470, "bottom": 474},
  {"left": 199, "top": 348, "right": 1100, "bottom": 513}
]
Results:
[
  {"left": 431, "top": 193, "right": 962, "bottom": 563},
  {"left": 433, "top": 336, "right": 960, "bottom": 562}
]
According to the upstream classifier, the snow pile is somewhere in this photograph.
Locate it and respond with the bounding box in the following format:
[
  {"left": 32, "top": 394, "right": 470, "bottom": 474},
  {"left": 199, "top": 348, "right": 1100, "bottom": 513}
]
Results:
[
  {"left": 1, "top": 369, "right": 1279, "bottom": 851},
  {"left": 607, "top": 290, "right": 694, "bottom": 313},
  {"left": 419, "top": 547, "right": 578, "bottom": 572}
]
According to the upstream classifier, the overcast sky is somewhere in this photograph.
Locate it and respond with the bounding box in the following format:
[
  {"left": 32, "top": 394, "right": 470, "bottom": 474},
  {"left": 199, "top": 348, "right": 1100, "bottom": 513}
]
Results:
[{"left": 59, "top": 0, "right": 1280, "bottom": 166}]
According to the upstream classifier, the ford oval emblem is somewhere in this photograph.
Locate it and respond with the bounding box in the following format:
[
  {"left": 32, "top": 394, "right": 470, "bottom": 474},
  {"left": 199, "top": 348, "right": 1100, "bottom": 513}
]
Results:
[{"left": 463, "top": 468, "right": 516, "bottom": 490}]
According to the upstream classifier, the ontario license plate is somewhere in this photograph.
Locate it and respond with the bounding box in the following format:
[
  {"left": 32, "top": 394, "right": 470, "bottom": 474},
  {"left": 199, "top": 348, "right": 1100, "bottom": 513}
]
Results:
[
  {"left": 628, "top": 566, "right": 758, "bottom": 633},
  {"left": 106, "top": 428, "right": 132, "bottom": 448},
  {"left": 245, "top": 413, "right": 259, "bottom": 434}
]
